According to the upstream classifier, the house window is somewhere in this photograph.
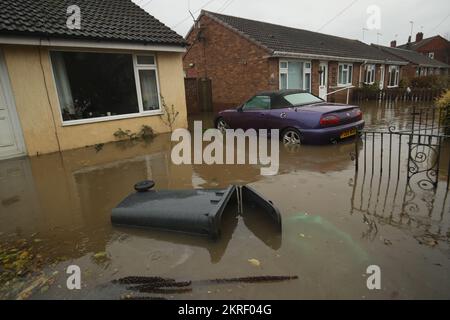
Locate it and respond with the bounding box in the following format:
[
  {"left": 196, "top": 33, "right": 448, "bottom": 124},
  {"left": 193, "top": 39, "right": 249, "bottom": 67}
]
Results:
[
  {"left": 428, "top": 52, "right": 434, "bottom": 59},
  {"left": 388, "top": 65, "right": 399, "bottom": 87},
  {"left": 279, "top": 60, "right": 311, "bottom": 91},
  {"left": 363, "top": 64, "right": 376, "bottom": 84},
  {"left": 338, "top": 63, "right": 353, "bottom": 86},
  {"left": 134, "top": 55, "right": 160, "bottom": 111},
  {"left": 50, "top": 51, "right": 161, "bottom": 123}
]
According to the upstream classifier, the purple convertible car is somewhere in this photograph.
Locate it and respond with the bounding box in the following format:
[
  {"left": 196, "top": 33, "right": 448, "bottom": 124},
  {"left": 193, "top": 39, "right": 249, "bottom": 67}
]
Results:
[{"left": 215, "top": 90, "right": 365, "bottom": 145}]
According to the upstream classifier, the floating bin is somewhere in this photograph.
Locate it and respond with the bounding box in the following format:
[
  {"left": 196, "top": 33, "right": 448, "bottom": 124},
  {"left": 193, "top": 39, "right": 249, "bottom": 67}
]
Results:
[{"left": 111, "top": 181, "right": 281, "bottom": 239}]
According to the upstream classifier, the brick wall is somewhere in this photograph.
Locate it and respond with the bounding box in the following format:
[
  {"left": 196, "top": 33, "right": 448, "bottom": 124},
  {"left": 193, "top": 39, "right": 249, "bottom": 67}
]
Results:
[
  {"left": 413, "top": 36, "right": 450, "bottom": 64},
  {"left": 326, "top": 61, "right": 361, "bottom": 103},
  {"left": 184, "top": 15, "right": 278, "bottom": 111},
  {"left": 311, "top": 60, "right": 320, "bottom": 96},
  {"left": 400, "top": 64, "right": 417, "bottom": 82}
]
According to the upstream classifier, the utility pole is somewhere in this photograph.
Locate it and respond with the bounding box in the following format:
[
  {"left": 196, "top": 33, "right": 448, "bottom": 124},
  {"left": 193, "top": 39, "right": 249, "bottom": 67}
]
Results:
[
  {"left": 409, "top": 21, "right": 414, "bottom": 40},
  {"left": 376, "top": 32, "right": 382, "bottom": 45},
  {"left": 362, "top": 27, "right": 368, "bottom": 42}
]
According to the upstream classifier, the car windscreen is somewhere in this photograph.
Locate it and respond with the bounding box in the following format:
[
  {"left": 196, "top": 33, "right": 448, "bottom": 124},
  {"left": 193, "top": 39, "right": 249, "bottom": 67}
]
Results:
[{"left": 283, "top": 93, "right": 323, "bottom": 106}]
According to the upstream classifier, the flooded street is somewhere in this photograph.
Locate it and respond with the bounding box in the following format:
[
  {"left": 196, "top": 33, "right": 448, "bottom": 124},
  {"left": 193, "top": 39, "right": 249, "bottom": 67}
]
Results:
[{"left": 0, "top": 101, "right": 449, "bottom": 300}]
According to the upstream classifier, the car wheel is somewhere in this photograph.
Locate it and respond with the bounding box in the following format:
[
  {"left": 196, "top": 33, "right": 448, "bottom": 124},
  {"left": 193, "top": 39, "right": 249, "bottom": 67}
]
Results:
[
  {"left": 282, "top": 128, "right": 302, "bottom": 145},
  {"left": 216, "top": 117, "right": 229, "bottom": 133}
]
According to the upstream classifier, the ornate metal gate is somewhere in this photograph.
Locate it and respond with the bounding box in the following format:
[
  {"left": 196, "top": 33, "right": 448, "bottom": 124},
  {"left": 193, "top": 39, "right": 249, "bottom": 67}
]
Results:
[
  {"left": 354, "top": 105, "right": 449, "bottom": 190},
  {"left": 350, "top": 105, "right": 449, "bottom": 233}
]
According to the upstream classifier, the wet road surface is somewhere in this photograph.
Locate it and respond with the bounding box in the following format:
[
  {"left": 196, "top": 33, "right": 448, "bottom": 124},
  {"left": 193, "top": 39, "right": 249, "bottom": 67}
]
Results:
[{"left": 0, "top": 101, "right": 449, "bottom": 299}]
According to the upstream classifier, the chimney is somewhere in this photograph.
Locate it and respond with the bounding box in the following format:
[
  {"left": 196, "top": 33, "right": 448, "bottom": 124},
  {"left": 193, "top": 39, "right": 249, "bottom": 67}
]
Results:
[
  {"left": 407, "top": 35, "right": 411, "bottom": 43},
  {"left": 390, "top": 40, "right": 397, "bottom": 47},
  {"left": 416, "top": 32, "right": 423, "bottom": 42}
]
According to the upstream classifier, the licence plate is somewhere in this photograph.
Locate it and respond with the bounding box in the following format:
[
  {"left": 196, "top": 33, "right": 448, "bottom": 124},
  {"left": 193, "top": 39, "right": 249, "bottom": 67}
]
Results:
[{"left": 340, "top": 128, "right": 357, "bottom": 139}]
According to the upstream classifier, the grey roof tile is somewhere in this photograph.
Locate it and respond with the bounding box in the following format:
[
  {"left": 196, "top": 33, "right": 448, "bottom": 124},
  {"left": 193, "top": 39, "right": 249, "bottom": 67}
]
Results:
[
  {"left": 203, "top": 11, "right": 405, "bottom": 63},
  {"left": 372, "top": 44, "right": 449, "bottom": 68},
  {"left": 0, "top": 0, "right": 185, "bottom": 46}
]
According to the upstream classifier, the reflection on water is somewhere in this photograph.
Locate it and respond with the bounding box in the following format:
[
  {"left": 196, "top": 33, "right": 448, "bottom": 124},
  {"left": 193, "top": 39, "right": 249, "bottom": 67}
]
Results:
[{"left": 0, "top": 100, "right": 449, "bottom": 299}]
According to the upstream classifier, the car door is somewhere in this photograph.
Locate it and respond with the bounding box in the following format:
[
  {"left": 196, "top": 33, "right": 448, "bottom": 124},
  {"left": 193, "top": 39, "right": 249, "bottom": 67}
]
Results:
[{"left": 237, "top": 95, "right": 270, "bottom": 130}]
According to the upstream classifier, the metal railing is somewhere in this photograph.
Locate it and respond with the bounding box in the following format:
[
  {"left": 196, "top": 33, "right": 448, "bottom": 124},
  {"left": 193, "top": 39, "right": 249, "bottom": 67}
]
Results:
[{"left": 325, "top": 85, "right": 355, "bottom": 104}]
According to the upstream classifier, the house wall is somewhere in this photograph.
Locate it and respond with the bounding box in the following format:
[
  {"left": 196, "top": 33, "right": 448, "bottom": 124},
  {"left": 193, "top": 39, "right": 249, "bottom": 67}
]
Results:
[
  {"left": 183, "top": 15, "right": 278, "bottom": 111},
  {"left": 1, "top": 45, "right": 188, "bottom": 156},
  {"left": 413, "top": 36, "right": 450, "bottom": 64},
  {"left": 326, "top": 61, "right": 361, "bottom": 103},
  {"left": 311, "top": 60, "right": 321, "bottom": 97},
  {"left": 400, "top": 64, "right": 418, "bottom": 82}
]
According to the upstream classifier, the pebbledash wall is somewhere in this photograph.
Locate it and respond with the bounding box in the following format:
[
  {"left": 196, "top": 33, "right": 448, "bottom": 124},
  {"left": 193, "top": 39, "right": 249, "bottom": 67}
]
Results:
[
  {"left": 2, "top": 45, "right": 188, "bottom": 156},
  {"left": 183, "top": 15, "right": 402, "bottom": 111}
]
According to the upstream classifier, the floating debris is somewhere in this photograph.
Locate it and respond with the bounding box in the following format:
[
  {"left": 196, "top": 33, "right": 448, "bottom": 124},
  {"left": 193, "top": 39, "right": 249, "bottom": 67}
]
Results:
[
  {"left": 209, "top": 275, "right": 298, "bottom": 284},
  {"left": 94, "top": 143, "right": 104, "bottom": 153},
  {"left": 247, "top": 258, "right": 261, "bottom": 267},
  {"left": 1, "top": 195, "right": 20, "bottom": 207},
  {"left": 121, "top": 295, "right": 167, "bottom": 300},
  {"left": 113, "top": 274, "right": 298, "bottom": 298},
  {"left": 92, "top": 251, "right": 110, "bottom": 263},
  {"left": 130, "top": 286, "right": 192, "bottom": 294},
  {"left": 113, "top": 276, "right": 173, "bottom": 285},
  {"left": 129, "top": 280, "right": 191, "bottom": 289}
]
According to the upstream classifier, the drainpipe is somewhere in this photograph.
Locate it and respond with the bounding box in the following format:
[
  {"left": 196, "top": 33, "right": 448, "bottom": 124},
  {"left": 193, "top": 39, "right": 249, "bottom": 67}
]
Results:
[
  {"left": 359, "top": 60, "right": 368, "bottom": 87},
  {"left": 39, "top": 37, "right": 62, "bottom": 153}
]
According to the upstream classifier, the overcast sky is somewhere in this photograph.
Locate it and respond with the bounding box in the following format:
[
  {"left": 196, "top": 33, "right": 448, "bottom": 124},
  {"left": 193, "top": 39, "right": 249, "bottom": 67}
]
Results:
[{"left": 132, "top": 0, "right": 450, "bottom": 46}]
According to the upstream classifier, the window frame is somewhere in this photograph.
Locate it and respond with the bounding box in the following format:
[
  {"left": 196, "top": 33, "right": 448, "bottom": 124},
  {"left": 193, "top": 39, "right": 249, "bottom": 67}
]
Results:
[
  {"left": 337, "top": 63, "right": 353, "bottom": 86},
  {"left": 133, "top": 54, "right": 162, "bottom": 114},
  {"left": 49, "top": 49, "right": 163, "bottom": 127},
  {"left": 387, "top": 65, "right": 399, "bottom": 88},
  {"left": 363, "top": 64, "right": 376, "bottom": 85},
  {"left": 279, "top": 59, "right": 312, "bottom": 92}
]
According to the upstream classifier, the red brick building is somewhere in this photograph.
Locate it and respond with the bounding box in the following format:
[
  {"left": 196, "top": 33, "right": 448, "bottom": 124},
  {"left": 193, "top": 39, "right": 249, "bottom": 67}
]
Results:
[
  {"left": 183, "top": 11, "right": 406, "bottom": 112},
  {"left": 373, "top": 44, "right": 449, "bottom": 81},
  {"left": 397, "top": 33, "right": 450, "bottom": 65}
]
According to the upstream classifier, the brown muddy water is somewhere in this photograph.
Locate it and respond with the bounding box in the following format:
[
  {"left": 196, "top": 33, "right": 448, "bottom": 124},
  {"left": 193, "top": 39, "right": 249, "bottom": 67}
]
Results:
[{"left": 0, "top": 101, "right": 449, "bottom": 299}]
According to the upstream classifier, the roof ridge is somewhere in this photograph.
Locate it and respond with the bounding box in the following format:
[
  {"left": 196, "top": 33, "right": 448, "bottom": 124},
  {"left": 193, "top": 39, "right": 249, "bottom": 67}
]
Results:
[
  {"left": 398, "top": 35, "right": 448, "bottom": 48},
  {"left": 202, "top": 10, "right": 361, "bottom": 43},
  {"left": 373, "top": 44, "right": 419, "bottom": 53},
  {"left": 200, "top": 10, "right": 408, "bottom": 63}
]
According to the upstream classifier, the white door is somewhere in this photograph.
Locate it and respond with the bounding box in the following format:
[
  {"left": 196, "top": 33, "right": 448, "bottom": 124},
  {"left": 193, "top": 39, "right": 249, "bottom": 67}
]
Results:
[
  {"left": 318, "top": 61, "right": 328, "bottom": 100},
  {"left": 0, "top": 52, "right": 26, "bottom": 160},
  {"left": 379, "top": 65, "right": 385, "bottom": 89}
]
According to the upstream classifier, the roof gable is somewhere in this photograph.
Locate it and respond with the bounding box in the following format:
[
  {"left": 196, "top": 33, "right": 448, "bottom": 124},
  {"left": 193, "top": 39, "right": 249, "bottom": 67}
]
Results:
[
  {"left": 0, "top": 0, "right": 185, "bottom": 46},
  {"left": 398, "top": 35, "right": 449, "bottom": 50}
]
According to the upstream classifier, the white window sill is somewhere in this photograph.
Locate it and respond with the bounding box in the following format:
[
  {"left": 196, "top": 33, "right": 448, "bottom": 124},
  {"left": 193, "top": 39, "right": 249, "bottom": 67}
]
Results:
[
  {"left": 61, "top": 110, "right": 163, "bottom": 127},
  {"left": 337, "top": 83, "right": 352, "bottom": 87},
  {"left": 387, "top": 85, "right": 399, "bottom": 88}
]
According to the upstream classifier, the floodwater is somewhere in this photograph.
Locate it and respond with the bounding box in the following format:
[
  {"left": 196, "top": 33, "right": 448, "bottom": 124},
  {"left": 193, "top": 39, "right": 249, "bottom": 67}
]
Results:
[{"left": 0, "top": 101, "right": 449, "bottom": 299}]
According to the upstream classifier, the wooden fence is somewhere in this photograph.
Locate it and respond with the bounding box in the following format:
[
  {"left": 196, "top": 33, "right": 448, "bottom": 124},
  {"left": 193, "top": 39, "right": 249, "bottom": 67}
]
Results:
[
  {"left": 353, "top": 87, "right": 444, "bottom": 102},
  {"left": 184, "top": 78, "right": 213, "bottom": 114}
]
